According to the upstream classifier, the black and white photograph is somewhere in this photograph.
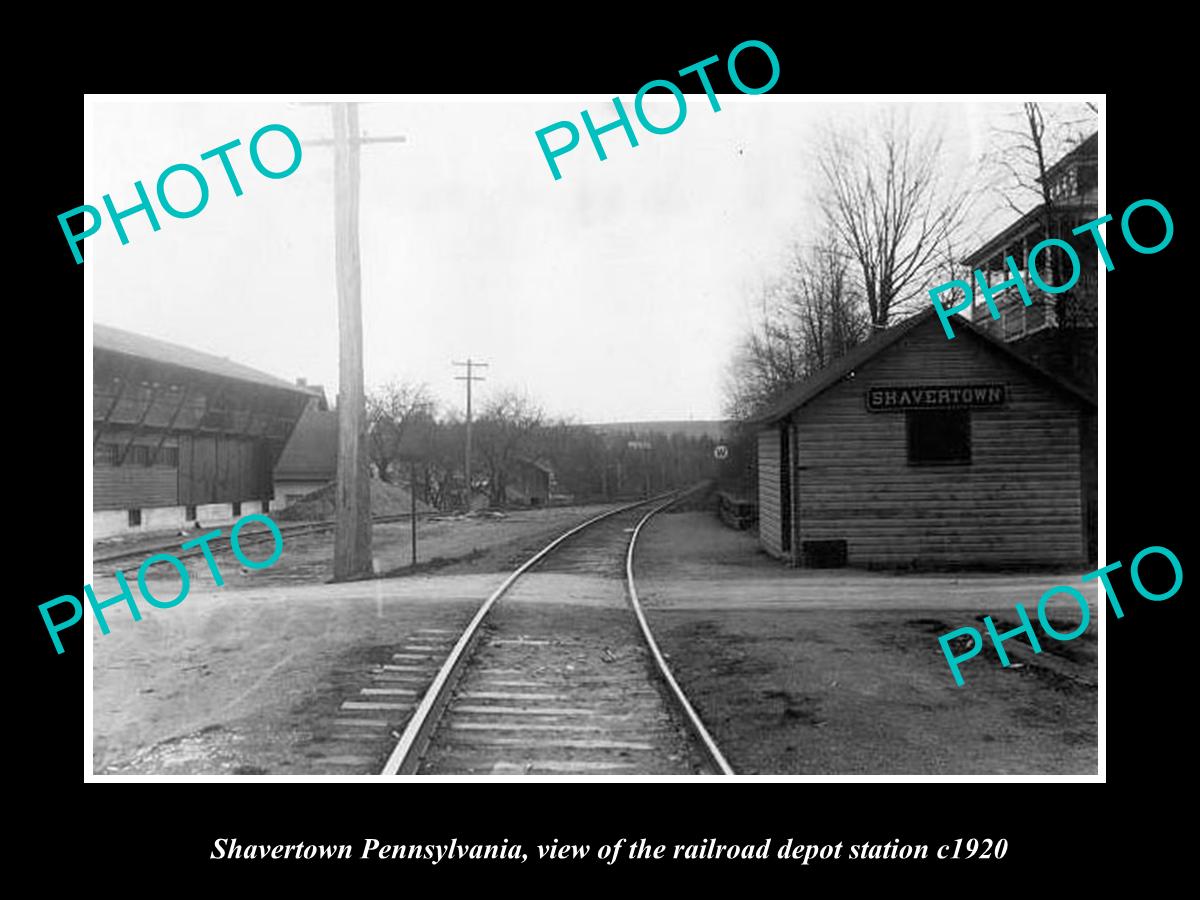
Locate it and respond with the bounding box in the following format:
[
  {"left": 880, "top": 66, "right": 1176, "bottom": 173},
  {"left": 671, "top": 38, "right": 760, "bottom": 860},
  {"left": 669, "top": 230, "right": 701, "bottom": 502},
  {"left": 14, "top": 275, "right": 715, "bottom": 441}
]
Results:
[{"left": 80, "top": 94, "right": 1104, "bottom": 780}]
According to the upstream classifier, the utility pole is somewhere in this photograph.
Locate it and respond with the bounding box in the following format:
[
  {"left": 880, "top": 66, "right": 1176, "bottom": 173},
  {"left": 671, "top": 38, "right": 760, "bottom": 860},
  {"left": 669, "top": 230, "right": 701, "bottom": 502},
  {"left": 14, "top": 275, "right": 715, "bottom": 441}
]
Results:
[
  {"left": 315, "top": 101, "right": 405, "bottom": 582},
  {"left": 410, "top": 459, "right": 418, "bottom": 567},
  {"left": 452, "top": 358, "right": 487, "bottom": 509}
]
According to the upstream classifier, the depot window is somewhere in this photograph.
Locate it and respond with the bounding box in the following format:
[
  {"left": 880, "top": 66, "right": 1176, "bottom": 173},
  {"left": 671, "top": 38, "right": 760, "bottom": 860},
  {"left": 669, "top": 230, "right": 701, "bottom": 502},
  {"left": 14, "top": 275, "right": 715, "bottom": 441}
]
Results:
[{"left": 907, "top": 409, "right": 971, "bottom": 465}]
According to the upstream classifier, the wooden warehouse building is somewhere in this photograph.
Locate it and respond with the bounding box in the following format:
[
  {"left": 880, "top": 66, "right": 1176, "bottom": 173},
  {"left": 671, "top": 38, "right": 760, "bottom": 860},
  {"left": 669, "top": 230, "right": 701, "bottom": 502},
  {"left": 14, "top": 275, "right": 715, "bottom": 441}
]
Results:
[
  {"left": 754, "top": 308, "right": 1096, "bottom": 569},
  {"left": 273, "top": 383, "right": 338, "bottom": 510},
  {"left": 93, "top": 324, "right": 314, "bottom": 538}
]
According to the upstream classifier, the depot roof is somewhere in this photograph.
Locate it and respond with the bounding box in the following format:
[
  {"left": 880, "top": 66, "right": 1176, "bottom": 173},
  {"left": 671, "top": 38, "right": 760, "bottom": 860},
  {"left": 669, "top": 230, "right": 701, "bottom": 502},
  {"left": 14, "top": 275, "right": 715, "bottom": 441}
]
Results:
[{"left": 751, "top": 307, "right": 1095, "bottom": 426}]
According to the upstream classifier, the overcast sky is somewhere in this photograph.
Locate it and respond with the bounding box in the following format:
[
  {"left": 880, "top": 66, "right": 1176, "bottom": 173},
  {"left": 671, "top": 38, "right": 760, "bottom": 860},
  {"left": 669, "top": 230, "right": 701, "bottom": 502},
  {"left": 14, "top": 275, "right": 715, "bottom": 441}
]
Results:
[{"left": 87, "top": 98, "right": 1080, "bottom": 422}]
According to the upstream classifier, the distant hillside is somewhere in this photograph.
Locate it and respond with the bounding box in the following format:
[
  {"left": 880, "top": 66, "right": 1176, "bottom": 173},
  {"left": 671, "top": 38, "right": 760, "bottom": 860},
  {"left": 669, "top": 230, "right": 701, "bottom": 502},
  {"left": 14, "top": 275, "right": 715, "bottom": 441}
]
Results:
[{"left": 588, "top": 420, "right": 732, "bottom": 441}]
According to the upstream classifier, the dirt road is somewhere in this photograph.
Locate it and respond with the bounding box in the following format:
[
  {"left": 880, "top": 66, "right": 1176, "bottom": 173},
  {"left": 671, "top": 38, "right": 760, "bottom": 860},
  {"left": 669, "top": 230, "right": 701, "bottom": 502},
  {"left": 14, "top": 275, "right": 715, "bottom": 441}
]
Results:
[{"left": 635, "top": 510, "right": 1098, "bottom": 775}]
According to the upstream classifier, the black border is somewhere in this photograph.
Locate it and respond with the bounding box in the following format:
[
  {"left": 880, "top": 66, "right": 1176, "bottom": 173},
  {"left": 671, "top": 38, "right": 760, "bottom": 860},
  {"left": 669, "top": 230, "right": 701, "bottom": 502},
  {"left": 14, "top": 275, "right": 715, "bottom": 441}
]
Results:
[{"left": 20, "top": 23, "right": 1189, "bottom": 885}]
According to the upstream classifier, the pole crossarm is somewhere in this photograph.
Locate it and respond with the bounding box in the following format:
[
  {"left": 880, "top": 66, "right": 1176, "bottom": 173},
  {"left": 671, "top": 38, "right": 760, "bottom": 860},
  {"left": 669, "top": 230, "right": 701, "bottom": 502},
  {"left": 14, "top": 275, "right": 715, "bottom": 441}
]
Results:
[{"left": 306, "top": 135, "right": 408, "bottom": 147}]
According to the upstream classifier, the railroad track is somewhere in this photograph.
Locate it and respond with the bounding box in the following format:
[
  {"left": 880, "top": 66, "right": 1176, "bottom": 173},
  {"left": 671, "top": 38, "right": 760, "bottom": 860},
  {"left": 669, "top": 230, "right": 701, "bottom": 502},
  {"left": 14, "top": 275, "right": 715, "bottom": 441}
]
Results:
[
  {"left": 366, "top": 490, "right": 733, "bottom": 776},
  {"left": 91, "top": 512, "right": 431, "bottom": 567},
  {"left": 92, "top": 497, "right": 659, "bottom": 567}
]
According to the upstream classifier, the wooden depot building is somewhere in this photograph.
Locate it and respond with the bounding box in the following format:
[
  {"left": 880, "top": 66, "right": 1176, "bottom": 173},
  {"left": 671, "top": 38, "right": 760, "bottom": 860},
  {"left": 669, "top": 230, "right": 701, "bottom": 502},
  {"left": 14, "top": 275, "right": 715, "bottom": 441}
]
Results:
[
  {"left": 753, "top": 307, "right": 1096, "bottom": 569},
  {"left": 93, "top": 324, "right": 314, "bottom": 538}
]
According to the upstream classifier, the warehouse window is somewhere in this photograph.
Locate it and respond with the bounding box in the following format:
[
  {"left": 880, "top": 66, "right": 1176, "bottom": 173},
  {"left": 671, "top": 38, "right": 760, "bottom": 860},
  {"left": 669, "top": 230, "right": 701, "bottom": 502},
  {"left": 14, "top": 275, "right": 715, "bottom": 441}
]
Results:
[
  {"left": 97, "top": 443, "right": 120, "bottom": 466},
  {"left": 232, "top": 502, "right": 242, "bottom": 517},
  {"left": 129, "top": 445, "right": 150, "bottom": 466},
  {"left": 185, "top": 505, "right": 197, "bottom": 520},
  {"left": 160, "top": 446, "right": 179, "bottom": 467},
  {"left": 907, "top": 410, "right": 971, "bottom": 465},
  {"left": 128, "top": 509, "right": 142, "bottom": 527},
  {"left": 262, "top": 500, "right": 271, "bottom": 514}
]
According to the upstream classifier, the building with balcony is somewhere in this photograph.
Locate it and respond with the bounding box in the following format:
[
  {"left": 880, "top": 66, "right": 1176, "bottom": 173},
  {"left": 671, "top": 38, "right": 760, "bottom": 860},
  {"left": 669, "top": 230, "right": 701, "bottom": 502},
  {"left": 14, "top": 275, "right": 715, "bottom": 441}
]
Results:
[
  {"left": 957, "top": 131, "right": 1098, "bottom": 562},
  {"left": 964, "top": 132, "right": 1098, "bottom": 395}
]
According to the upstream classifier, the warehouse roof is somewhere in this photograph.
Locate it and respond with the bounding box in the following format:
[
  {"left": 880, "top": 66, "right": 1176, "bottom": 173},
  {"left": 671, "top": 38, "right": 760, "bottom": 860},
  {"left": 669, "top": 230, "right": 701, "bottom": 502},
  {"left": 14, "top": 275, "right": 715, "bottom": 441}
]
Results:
[
  {"left": 275, "top": 401, "right": 338, "bottom": 480},
  {"left": 752, "top": 307, "right": 1095, "bottom": 426},
  {"left": 94, "top": 323, "right": 307, "bottom": 394}
]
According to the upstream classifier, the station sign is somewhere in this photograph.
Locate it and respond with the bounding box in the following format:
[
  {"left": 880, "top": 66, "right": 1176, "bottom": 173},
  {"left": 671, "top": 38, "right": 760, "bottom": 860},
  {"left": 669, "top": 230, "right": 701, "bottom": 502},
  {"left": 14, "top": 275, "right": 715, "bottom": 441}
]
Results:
[{"left": 866, "top": 384, "right": 1006, "bottom": 412}]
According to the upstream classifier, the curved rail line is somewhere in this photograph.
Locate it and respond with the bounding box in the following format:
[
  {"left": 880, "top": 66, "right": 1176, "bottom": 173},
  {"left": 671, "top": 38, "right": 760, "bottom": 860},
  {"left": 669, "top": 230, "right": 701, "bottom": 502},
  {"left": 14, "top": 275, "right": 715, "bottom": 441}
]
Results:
[
  {"left": 626, "top": 493, "right": 735, "bottom": 776},
  {"left": 381, "top": 486, "right": 732, "bottom": 776}
]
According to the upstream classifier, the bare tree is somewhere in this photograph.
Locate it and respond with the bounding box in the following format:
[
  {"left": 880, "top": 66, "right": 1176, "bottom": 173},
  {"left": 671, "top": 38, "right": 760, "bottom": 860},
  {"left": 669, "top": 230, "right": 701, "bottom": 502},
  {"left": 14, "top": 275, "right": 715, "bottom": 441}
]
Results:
[
  {"left": 420, "top": 415, "right": 464, "bottom": 510},
  {"left": 931, "top": 229, "right": 976, "bottom": 314},
  {"left": 723, "top": 241, "right": 868, "bottom": 421},
  {"left": 723, "top": 284, "right": 804, "bottom": 421},
  {"left": 786, "top": 238, "right": 868, "bottom": 371},
  {"left": 724, "top": 110, "right": 967, "bottom": 421},
  {"left": 473, "top": 390, "right": 545, "bottom": 506},
  {"left": 988, "top": 101, "right": 1096, "bottom": 220},
  {"left": 818, "top": 111, "right": 971, "bottom": 328},
  {"left": 986, "top": 101, "right": 1098, "bottom": 329},
  {"left": 366, "top": 380, "right": 434, "bottom": 483},
  {"left": 535, "top": 419, "right": 609, "bottom": 500}
]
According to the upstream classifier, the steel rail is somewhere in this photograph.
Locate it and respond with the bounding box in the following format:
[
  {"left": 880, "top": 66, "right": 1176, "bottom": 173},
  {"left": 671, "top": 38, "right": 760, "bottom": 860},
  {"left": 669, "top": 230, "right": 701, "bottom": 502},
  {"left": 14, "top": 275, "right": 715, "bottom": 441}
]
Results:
[
  {"left": 380, "top": 493, "right": 676, "bottom": 776},
  {"left": 91, "top": 512, "right": 431, "bottom": 566},
  {"left": 92, "top": 497, "right": 655, "bottom": 566},
  {"left": 625, "top": 489, "right": 735, "bottom": 775}
]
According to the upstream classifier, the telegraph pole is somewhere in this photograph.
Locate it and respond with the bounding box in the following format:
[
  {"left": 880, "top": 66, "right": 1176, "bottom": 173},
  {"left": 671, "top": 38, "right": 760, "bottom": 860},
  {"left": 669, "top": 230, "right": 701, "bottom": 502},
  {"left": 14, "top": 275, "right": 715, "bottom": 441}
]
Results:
[
  {"left": 410, "top": 460, "right": 418, "bottom": 567},
  {"left": 452, "top": 359, "right": 487, "bottom": 509},
  {"left": 330, "top": 102, "right": 372, "bottom": 581},
  {"left": 317, "top": 102, "right": 405, "bottom": 581}
]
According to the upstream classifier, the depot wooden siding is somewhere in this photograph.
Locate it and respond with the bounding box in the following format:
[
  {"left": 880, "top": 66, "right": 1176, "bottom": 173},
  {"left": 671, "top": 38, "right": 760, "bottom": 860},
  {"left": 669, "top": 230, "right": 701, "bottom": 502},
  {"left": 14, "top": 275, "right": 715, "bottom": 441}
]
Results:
[
  {"left": 758, "top": 427, "right": 784, "bottom": 557},
  {"left": 792, "top": 323, "right": 1084, "bottom": 567}
]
